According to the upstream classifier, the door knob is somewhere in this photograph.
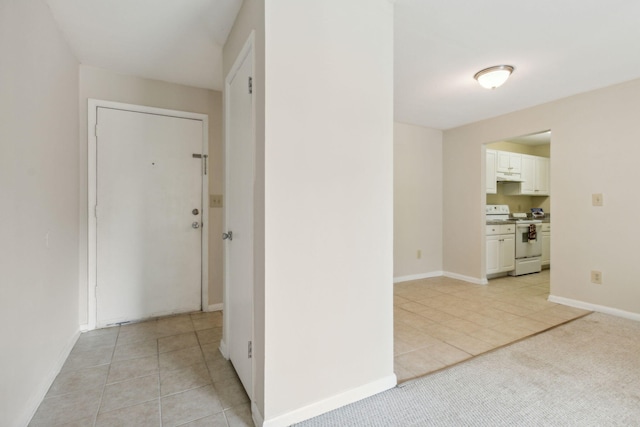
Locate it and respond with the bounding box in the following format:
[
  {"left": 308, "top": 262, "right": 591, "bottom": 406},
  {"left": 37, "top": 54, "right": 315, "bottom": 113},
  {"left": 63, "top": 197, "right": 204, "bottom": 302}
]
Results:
[
  {"left": 192, "top": 222, "right": 200, "bottom": 229},
  {"left": 222, "top": 231, "right": 233, "bottom": 241}
]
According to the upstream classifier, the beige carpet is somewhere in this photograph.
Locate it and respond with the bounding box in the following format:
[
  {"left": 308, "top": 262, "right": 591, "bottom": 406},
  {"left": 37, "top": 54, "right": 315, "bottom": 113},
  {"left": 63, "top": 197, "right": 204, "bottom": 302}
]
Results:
[{"left": 296, "top": 312, "right": 640, "bottom": 426}]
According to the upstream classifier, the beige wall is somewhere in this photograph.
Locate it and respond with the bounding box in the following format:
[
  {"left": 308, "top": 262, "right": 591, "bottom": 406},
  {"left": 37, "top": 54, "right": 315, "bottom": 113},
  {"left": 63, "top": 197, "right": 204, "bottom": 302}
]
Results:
[
  {"left": 224, "top": 0, "right": 394, "bottom": 424},
  {"left": 0, "top": 1, "right": 80, "bottom": 425},
  {"left": 445, "top": 78, "right": 640, "bottom": 316},
  {"left": 394, "top": 122, "right": 443, "bottom": 280},
  {"left": 488, "top": 141, "right": 550, "bottom": 157},
  {"left": 77, "top": 66, "right": 224, "bottom": 326},
  {"left": 263, "top": 0, "right": 395, "bottom": 422}
]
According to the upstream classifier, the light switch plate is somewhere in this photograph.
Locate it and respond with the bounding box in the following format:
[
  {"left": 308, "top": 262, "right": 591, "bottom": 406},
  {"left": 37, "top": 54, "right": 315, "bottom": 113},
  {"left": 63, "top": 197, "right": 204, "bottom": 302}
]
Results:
[{"left": 210, "top": 194, "right": 223, "bottom": 208}]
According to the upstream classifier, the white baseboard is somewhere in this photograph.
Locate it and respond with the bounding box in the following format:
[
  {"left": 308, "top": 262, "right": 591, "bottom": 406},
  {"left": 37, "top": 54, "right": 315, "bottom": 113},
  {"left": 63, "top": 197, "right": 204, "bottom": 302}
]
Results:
[
  {"left": 443, "top": 271, "right": 488, "bottom": 285},
  {"left": 548, "top": 295, "right": 640, "bottom": 322},
  {"left": 22, "top": 329, "right": 81, "bottom": 426},
  {"left": 252, "top": 401, "right": 265, "bottom": 427},
  {"left": 207, "top": 303, "right": 223, "bottom": 312},
  {"left": 393, "top": 271, "right": 443, "bottom": 283},
  {"left": 79, "top": 323, "right": 89, "bottom": 332},
  {"left": 219, "top": 339, "right": 229, "bottom": 359},
  {"left": 262, "top": 374, "right": 397, "bottom": 427}
]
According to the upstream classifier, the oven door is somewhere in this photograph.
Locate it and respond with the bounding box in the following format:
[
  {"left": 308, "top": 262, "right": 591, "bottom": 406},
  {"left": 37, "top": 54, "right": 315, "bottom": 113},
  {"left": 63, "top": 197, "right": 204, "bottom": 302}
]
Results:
[{"left": 515, "top": 223, "right": 542, "bottom": 258}]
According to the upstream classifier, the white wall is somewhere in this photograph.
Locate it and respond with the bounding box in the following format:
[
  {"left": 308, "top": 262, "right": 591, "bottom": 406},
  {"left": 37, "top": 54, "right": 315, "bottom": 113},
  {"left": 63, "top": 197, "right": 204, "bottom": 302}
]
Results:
[
  {"left": 262, "top": 0, "right": 395, "bottom": 424},
  {"left": 444, "top": 77, "right": 640, "bottom": 317},
  {"left": 77, "top": 66, "right": 224, "bottom": 325},
  {"left": 394, "top": 123, "right": 443, "bottom": 281},
  {"left": 0, "top": 1, "right": 80, "bottom": 425}
]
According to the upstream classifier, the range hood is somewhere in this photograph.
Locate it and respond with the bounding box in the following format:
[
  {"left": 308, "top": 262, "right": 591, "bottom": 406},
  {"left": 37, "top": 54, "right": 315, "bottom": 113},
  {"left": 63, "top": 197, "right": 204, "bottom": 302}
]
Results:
[{"left": 496, "top": 172, "right": 525, "bottom": 182}]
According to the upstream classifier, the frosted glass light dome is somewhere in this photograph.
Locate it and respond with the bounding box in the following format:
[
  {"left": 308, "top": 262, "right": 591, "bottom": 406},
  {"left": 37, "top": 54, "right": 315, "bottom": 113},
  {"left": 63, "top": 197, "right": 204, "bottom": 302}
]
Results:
[{"left": 474, "top": 65, "right": 514, "bottom": 89}]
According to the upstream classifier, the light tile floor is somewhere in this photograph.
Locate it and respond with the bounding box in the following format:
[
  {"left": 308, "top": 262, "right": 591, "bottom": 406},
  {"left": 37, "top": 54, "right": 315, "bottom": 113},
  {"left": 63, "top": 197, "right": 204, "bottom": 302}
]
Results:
[
  {"left": 30, "top": 311, "right": 253, "bottom": 427},
  {"left": 394, "top": 269, "right": 591, "bottom": 382}
]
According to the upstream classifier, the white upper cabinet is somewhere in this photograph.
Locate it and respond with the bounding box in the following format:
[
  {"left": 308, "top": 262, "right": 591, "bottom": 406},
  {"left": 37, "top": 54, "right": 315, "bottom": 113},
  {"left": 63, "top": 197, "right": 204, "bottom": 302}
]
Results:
[
  {"left": 536, "top": 157, "right": 550, "bottom": 194},
  {"left": 497, "top": 151, "right": 521, "bottom": 174},
  {"left": 504, "top": 154, "right": 550, "bottom": 196},
  {"left": 486, "top": 149, "right": 497, "bottom": 194}
]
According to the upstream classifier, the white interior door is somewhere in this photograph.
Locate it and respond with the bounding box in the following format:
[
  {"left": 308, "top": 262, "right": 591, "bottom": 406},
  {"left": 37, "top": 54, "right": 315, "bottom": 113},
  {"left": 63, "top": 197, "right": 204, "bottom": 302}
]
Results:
[
  {"left": 225, "top": 45, "right": 254, "bottom": 398},
  {"left": 96, "top": 107, "right": 204, "bottom": 327}
]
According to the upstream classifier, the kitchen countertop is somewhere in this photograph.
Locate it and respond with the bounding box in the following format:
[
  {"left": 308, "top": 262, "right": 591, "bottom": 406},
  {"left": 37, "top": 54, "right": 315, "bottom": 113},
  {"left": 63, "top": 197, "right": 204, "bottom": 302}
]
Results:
[{"left": 486, "top": 217, "right": 550, "bottom": 225}]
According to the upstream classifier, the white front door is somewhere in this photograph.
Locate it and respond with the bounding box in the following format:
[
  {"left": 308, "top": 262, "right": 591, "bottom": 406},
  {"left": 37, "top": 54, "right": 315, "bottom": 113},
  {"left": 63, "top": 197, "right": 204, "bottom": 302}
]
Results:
[
  {"left": 95, "top": 106, "right": 204, "bottom": 327},
  {"left": 225, "top": 42, "right": 254, "bottom": 398}
]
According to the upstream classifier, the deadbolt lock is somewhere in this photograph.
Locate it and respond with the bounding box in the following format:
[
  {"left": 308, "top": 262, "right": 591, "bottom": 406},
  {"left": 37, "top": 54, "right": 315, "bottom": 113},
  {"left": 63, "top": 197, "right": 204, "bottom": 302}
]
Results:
[{"left": 192, "top": 208, "right": 199, "bottom": 215}]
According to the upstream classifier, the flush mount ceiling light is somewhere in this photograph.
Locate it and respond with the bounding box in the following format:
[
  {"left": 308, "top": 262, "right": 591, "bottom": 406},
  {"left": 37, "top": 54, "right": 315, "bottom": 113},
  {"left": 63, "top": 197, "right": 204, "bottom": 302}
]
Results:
[{"left": 474, "top": 65, "right": 514, "bottom": 89}]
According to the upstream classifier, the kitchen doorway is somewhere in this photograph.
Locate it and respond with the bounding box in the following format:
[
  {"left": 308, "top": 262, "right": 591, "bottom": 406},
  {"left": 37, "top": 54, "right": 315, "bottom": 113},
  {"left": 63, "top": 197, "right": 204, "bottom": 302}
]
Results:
[{"left": 484, "top": 130, "right": 551, "bottom": 281}]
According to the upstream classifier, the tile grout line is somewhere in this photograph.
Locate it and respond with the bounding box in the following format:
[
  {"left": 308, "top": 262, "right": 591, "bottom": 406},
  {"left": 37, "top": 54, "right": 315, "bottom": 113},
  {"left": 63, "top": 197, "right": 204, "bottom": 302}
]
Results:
[{"left": 92, "top": 325, "right": 120, "bottom": 427}]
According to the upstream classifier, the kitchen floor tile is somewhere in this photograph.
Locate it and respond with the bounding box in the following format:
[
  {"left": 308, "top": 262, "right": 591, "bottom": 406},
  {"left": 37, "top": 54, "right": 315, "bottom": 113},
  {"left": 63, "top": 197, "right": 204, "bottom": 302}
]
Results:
[
  {"left": 107, "top": 355, "right": 159, "bottom": 384},
  {"left": 29, "top": 386, "right": 103, "bottom": 426},
  {"left": 160, "top": 361, "right": 212, "bottom": 396},
  {"left": 99, "top": 374, "right": 159, "bottom": 413},
  {"left": 161, "top": 385, "right": 223, "bottom": 426},
  {"left": 160, "top": 347, "right": 205, "bottom": 373},
  {"left": 224, "top": 403, "right": 255, "bottom": 427},
  {"left": 158, "top": 332, "right": 199, "bottom": 353},
  {"left": 95, "top": 399, "right": 160, "bottom": 427},
  {"left": 394, "top": 270, "right": 591, "bottom": 382},
  {"left": 46, "top": 364, "right": 109, "bottom": 398}
]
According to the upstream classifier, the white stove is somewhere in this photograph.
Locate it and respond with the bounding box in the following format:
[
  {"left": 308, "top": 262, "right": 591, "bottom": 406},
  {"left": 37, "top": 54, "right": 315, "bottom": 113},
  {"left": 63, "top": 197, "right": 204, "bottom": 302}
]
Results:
[
  {"left": 486, "top": 205, "right": 542, "bottom": 276},
  {"left": 485, "top": 205, "right": 542, "bottom": 224}
]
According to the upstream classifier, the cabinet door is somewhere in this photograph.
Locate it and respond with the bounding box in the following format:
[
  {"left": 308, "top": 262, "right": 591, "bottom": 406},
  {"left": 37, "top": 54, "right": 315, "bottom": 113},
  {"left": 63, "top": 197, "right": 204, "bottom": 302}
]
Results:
[
  {"left": 497, "top": 151, "right": 511, "bottom": 173},
  {"left": 497, "top": 151, "right": 522, "bottom": 174},
  {"left": 486, "top": 235, "right": 500, "bottom": 274},
  {"left": 520, "top": 155, "right": 536, "bottom": 194},
  {"left": 508, "top": 153, "right": 522, "bottom": 174},
  {"left": 541, "top": 232, "right": 551, "bottom": 265},
  {"left": 535, "top": 157, "right": 550, "bottom": 195},
  {"left": 486, "top": 149, "right": 497, "bottom": 194},
  {"left": 500, "top": 234, "right": 516, "bottom": 272}
]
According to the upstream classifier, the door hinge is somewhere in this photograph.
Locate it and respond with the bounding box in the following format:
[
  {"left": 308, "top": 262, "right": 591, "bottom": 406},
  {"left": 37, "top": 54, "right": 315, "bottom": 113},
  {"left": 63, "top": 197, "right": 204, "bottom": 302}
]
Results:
[
  {"left": 94, "top": 204, "right": 98, "bottom": 219},
  {"left": 248, "top": 77, "right": 253, "bottom": 94},
  {"left": 248, "top": 341, "right": 252, "bottom": 359},
  {"left": 95, "top": 124, "right": 98, "bottom": 137}
]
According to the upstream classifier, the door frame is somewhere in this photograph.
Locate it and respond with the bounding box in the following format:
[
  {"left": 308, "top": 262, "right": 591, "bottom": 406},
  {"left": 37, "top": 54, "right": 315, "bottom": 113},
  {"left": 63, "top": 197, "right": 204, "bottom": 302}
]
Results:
[
  {"left": 220, "top": 31, "right": 256, "bottom": 393},
  {"left": 87, "top": 99, "right": 209, "bottom": 330}
]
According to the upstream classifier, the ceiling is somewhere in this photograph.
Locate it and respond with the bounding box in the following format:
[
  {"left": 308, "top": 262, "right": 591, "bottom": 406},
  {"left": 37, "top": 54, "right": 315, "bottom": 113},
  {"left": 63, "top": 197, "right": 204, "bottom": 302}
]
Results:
[
  {"left": 45, "top": 0, "right": 243, "bottom": 91},
  {"left": 46, "top": 0, "right": 640, "bottom": 130}
]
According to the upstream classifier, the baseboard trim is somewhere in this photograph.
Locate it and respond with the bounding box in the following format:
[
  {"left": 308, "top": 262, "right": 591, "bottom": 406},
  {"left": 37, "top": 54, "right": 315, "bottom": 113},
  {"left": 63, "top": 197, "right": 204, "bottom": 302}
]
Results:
[
  {"left": 393, "top": 271, "right": 443, "bottom": 283},
  {"left": 262, "top": 374, "right": 397, "bottom": 427},
  {"left": 548, "top": 295, "right": 640, "bottom": 322},
  {"left": 22, "top": 329, "right": 81, "bottom": 426},
  {"left": 219, "top": 339, "right": 229, "bottom": 359},
  {"left": 252, "top": 401, "right": 265, "bottom": 427},
  {"left": 443, "top": 271, "right": 488, "bottom": 285},
  {"left": 207, "top": 303, "right": 223, "bottom": 312}
]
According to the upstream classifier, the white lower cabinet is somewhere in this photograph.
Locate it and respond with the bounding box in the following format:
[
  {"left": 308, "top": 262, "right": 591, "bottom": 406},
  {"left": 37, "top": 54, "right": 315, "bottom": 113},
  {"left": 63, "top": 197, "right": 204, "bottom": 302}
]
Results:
[
  {"left": 486, "top": 224, "right": 515, "bottom": 275},
  {"left": 541, "top": 223, "right": 551, "bottom": 266}
]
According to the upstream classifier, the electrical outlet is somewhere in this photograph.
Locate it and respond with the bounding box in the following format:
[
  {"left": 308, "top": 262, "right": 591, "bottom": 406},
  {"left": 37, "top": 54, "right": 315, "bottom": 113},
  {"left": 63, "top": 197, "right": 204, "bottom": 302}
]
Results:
[
  {"left": 417, "top": 250, "right": 422, "bottom": 259},
  {"left": 591, "top": 270, "right": 602, "bottom": 285},
  {"left": 592, "top": 193, "right": 603, "bottom": 207},
  {"left": 210, "top": 194, "right": 223, "bottom": 208}
]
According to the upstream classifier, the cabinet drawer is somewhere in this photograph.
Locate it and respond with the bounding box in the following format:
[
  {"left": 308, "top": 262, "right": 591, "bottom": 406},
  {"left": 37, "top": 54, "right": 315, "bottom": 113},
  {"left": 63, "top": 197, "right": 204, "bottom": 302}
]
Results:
[
  {"left": 486, "top": 224, "right": 515, "bottom": 235},
  {"left": 486, "top": 225, "right": 501, "bottom": 235},
  {"left": 540, "top": 223, "right": 551, "bottom": 232},
  {"left": 500, "top": 224, "right": 515, "bottom": 234}
]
